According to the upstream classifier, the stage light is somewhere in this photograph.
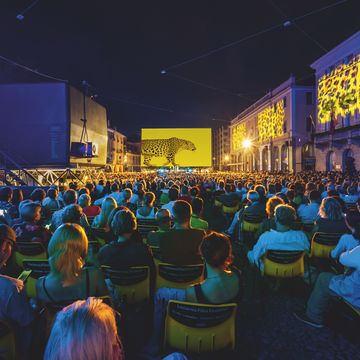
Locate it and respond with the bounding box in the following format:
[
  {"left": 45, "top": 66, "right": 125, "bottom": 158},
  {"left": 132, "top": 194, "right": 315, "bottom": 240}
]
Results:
[
  {"left": 16, "top": 14, "right": 25, "bottom": 21},
  {"left": 243, "top": 139, "right": 252, "bottom": 149},
  {"left": 224, "top": 155, "right": 229, "bottom": 162},
  {"left": 160, "top": 70, "right": 167, "bottom": 75}
]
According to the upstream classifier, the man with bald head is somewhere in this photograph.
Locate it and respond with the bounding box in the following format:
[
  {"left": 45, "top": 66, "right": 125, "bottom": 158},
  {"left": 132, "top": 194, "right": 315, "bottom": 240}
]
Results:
[{"left": 147, "top": 208, "right": 171, "bottom": 247}]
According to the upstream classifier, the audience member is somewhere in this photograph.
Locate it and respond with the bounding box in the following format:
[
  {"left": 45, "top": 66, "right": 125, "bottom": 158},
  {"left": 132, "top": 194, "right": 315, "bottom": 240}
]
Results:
[
  {"left": 15, "top": 202, "right": 51, "bottom": 246},
  {"left": 44, "top": 297, "right": 124, "bottom": 360},
  {"left": 190, "top": 197, "right": 209, "bottom": 230},
  {"left": 136, "top": 192, "right": 157, "bottom": 219},
  {"left": 36, "top": 224, "right": 108, "bottom": 304},
  {"left": 248, "top": 204, "right": 309, "bottom": 270},
  {"left": 297, "top": 190, "right": 321, "bottom": 224},
  {"left": 147, "top": 209, "right": 171, "bottom": 247},
  {"left": 159, "top": 200, "right": 205, "bottom": 265},
  {"left": 161, "top": 187, "right": 179, "bottom": 217},
  {"left": 0, "top": 224, "right": 34, "bottom": 358},
  {"left": 92, "top": 197, "right": 117, "bottom": 231},
  {"left": 295, "top": 245, "right": 360, "bottom": 327},
  {"left": 315, "top": 197, "right": 348, "bottom": 234}
]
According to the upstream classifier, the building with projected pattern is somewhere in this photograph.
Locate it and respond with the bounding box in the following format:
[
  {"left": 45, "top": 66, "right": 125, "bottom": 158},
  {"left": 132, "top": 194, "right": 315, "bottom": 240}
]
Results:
[
  {"left": 311, "top": 30, "right": 360, "bottom": 172},
  {"left": 229, "top": 75, "right": 316, "bottom": 172}
]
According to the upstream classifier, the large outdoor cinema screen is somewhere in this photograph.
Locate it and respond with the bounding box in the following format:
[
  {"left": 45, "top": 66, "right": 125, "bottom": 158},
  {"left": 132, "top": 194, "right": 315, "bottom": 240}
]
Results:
[{"left": 141, "top": 128, "right": 212, "bottom": 167}]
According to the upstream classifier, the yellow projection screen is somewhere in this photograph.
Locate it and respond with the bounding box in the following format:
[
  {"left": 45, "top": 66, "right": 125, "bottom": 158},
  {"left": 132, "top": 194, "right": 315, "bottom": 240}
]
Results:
[{"left": 141, "top": 128, "right": 212, "bottom": 167}]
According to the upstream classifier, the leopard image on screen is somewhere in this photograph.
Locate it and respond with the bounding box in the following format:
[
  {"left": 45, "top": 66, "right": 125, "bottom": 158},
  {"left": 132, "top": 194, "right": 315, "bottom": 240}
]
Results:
[{"left": 141, "top": 137, "right": 196, "bottom": 166}]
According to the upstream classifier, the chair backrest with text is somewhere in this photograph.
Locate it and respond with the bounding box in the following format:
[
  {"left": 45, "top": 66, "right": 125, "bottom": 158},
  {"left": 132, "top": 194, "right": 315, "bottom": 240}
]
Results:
[
  {"left": 102, "top": 266, "right": 150, "bottom": 304},
  {"left": 164, "top": 300, "right": 237, "bottom": 353},
  {"left": 263, "top": 250, "right": 305, "bottom": 278},
  {"left": 156, "top": 262, "right": 204, "bottom": 290}
]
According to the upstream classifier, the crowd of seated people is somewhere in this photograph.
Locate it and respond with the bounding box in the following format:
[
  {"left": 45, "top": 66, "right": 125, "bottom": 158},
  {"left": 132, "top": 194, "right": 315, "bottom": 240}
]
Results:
[{"left": 1, "top": 170, "right": 360, "bottom": 358}]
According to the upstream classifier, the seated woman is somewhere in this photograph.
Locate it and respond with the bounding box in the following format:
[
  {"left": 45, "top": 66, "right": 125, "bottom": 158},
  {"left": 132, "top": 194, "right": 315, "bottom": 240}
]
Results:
[
  {"left": 44, "top": 297, "right": 124, "bottom": 360},
  {"left": 255, "top": 196, "right": 284, "bottom": 240},
  {"left": 92, "top": 197, "right": 117, "bottom": 232},
  {"left": 36, "top": 224, "right": 108, "bottom": 305},
  {"left": 331, "top": 209, "right": 360, "bottom": 259},
  {"left": 136, "top": 191, "right": 157, "bottom": 219},
  {"left": 315, "top": 197, "right": 348, "bottom": 234},
  {"left": 145, "top": 232, "right": 241, "bottom": 355},
  {"left": 248, "top": 204, "right": 309, "bottom": 270}
]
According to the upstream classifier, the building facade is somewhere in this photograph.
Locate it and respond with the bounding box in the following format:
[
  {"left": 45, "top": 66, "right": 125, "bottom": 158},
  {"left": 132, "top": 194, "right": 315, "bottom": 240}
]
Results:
[
  {"left": 212, "top": 126, "right": 230, "bottom": 170},
  {"left": 125, "top": 141, "right": 141, "bottom": 172},
  {"left": 107, "top": 128, "right": 126, "bottom": 172},
  {"left": 311, "top": 31, "right": 360, "bottom": 172},
  {"left": 229, "top": 76, "right": 316, "bottom": 172}
]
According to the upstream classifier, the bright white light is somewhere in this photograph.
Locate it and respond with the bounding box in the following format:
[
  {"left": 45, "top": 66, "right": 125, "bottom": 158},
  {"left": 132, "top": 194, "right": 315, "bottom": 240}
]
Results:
[
  {"left": 224, "top": 155, "right": 230, "bottom": 161},
  {"left": 243, "top": 139, "right": 252, "bottom": 149}
]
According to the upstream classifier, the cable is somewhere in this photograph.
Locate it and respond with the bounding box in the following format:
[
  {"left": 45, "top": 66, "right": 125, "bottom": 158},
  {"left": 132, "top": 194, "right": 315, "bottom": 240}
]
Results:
[
  {"left": 0, "top": 54, "right": 68, "bottom": 82},
  {"left": 16, "top": 0, "right": 41, "bottom": 21},
  {"left": 166, "top": 72, "right": 256, "bottom": 101},
  {"left": 95, "top": 92, "right": 230, "bottom": 123},
  {"left": 267, "top": 0, "right": 328, "bottom": 53},
  {"left": 161, "top": 0, "right": 347, "bottom": 72}
]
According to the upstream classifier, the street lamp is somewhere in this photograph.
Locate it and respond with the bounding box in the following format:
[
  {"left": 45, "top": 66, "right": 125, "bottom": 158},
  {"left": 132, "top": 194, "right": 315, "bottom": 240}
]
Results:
[{"left": 242, "top": 139, "right": 252, "bottom": 149}]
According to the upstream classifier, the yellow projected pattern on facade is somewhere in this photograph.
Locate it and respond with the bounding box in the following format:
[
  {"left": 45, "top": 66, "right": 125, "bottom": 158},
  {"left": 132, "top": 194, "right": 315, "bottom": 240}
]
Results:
[
  {"left": 141, "top": 128, "right": 211, "bottom": 167},
  {"left": 232, "top": 123, "right": 246, "bottom": 151},
  {"left": 318, "top": 56, "right": 360, "bottom": 123},
  {"left": 258, "top": 100, "right": 285, "bottom": 141}
]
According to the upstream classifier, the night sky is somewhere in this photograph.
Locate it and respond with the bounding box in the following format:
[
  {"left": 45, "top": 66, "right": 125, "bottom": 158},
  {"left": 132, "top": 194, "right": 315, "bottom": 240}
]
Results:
[{"left": 0, "top": 0, "right": 359, "bottom": 139}]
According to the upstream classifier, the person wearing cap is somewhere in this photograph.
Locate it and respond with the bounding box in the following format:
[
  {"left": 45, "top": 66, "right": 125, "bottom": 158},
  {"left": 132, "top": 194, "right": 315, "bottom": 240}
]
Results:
[{"left": 0, "top": 224, "right": 34, "bottom": 358}]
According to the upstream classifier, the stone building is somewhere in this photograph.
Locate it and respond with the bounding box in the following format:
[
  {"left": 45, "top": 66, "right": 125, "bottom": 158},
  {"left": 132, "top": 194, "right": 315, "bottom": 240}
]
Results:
[
  {"left": 125, "top": 141, "right": 141, "bottom": 172},
  {"left": 311, "top": 31, "right": 360, "bottom": 172},
  {"left": 229, "top": 76, "right": 316, "bottom": 172},
  {"left": 212, "top": 126, "right": 230, "bottom": 171},
  {"left": 107, "top": 128, "right": 126, "bottom": 172}
]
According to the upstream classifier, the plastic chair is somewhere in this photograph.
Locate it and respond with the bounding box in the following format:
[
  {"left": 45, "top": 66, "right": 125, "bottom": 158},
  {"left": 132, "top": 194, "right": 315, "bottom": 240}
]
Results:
[
  {"left": 102, "top": 266, "right": 150, "bottom": 304},
  {"left": 263, "top": 250, "right": 305, "bottom": 278},
  {"left": 0, "top": 321, "right": 16, "bottom": 360},
  {"left": 222, "top": 205, "right": 239, "bottom": 215},
  {"left": 22, "top": 259, "right": 50, "bottom": 298},
  {"left": 164, "top": 300, "right": 237, "bottom": 353},
  {"left": 156, "top": 262, "right": 204, "bottom": 290},
  {"left": 214, "top": 199, "right": 223, "bottom": 208},
  {"left": 91, "top": 227, "right": 112, "bottom": 246},
  {"left": 150, "top": 246, "right": 162, "bottom": 260},
  {"left": 137, "top": 219, "right": 158, "bottom": 238},
  {"left": 310, "top": 232, "right": 342, "bottom": 258},
  {"left": 15, "top": 242, "right": 47, "bottom": 268}
]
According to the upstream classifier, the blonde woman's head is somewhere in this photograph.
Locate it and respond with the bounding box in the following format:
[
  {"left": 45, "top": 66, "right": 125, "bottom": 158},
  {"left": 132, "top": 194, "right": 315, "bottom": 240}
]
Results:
[
  {"left": 97, "top": 197, "right": 117, "bottom": 228},
  {"left": 48, "top": 223, "right": 88, "bottom": 282},
  {"left": 44, "top": 297, "right": 123, "bottom": 360}
]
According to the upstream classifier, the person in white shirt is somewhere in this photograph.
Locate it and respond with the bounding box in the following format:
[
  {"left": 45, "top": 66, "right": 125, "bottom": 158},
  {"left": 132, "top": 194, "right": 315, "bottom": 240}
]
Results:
[
  {"left": 248, "top": 204, "right": 309, "bottom": 270},
  {"left": 297, "top": 190, "right": 321, "bottom": 224},
  {"left": 94, "top": 183, "right": 123, "bottom": 206},
  {"left": 340, "top": 186, "right": 359, "bottom": 204},
  {"left": 295, "top": 245, "right": 360, "bottom": 327},
  {"left": 331, "top": 210, "right": 360, "bottom": 259},
  {"left": 161, "top": 188, "right": 179, "bottom": 218}
]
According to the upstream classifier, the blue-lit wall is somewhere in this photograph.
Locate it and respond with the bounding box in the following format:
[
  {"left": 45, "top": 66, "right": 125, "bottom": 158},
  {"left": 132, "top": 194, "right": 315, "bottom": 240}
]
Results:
[{"left": 0, "top": 82, "right": 69, "bottom": 167}]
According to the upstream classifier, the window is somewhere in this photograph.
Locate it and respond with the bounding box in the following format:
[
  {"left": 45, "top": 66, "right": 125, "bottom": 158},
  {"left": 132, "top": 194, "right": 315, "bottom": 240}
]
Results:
[
  {"left": 306, "top": 92, "right": 313, "bottom": 105},
  {"left": 283, "top": 96, "right": 287, "bottom": 108}
]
